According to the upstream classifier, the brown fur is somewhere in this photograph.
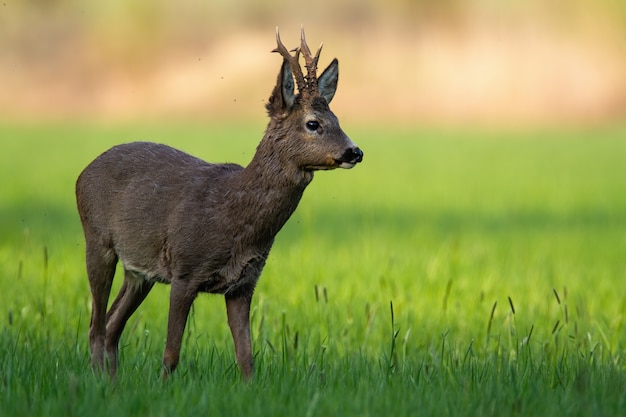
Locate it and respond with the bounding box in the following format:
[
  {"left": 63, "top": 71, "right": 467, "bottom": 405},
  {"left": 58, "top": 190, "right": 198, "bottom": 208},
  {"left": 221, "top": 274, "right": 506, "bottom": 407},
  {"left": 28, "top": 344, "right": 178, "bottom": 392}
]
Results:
[{"left": 75, "top": 30, "right": 363, "bottom": 379}]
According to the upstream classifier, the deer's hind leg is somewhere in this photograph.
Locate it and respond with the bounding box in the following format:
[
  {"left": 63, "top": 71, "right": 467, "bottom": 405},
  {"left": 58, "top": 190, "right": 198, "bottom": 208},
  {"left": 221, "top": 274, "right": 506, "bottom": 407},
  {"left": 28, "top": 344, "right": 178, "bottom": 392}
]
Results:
[
  {"left": 105, "top": 269, "right": 154, "bottom": 377},
  {"left": 86, "top": 242, "right": 117, "bottom": 373}
]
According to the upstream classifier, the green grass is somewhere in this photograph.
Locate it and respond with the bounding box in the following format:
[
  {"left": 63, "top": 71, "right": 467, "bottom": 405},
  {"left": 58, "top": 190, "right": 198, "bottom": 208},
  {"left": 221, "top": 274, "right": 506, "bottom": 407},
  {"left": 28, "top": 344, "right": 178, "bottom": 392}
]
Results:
[{"left": 1, "top": 122, "right": 625, "bottom": 416}]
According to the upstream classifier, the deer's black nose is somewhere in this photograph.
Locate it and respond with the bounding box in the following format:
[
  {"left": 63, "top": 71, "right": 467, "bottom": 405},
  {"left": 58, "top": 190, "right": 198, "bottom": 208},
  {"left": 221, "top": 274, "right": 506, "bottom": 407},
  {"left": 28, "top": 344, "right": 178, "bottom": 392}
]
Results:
[
  {"left": 342, "top": 147, "right": 363, "bottom": 164},
  {"left": 335, "top": 146, "right": 363, "bottom": 169}
]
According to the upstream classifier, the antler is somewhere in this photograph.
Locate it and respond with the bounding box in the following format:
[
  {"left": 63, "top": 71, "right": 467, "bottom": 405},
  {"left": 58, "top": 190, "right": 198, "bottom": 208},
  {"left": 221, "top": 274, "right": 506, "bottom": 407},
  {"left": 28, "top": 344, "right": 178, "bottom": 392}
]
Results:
[
  {"left": 299, "top": 27, "right": 323, "bottom": 92},
  {"left": 272, "top": 27, "right": 323, "bottom": 96},
  {"left": 273, "top": 28, "right": 306, "bottom": 94}
]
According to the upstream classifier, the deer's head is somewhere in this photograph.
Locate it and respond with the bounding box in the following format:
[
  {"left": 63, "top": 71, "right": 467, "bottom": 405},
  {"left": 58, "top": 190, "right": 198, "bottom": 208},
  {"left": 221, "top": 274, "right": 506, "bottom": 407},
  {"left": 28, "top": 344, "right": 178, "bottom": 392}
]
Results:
[{"left": 265, "top": 28, "right": 363, "bottom": 173}]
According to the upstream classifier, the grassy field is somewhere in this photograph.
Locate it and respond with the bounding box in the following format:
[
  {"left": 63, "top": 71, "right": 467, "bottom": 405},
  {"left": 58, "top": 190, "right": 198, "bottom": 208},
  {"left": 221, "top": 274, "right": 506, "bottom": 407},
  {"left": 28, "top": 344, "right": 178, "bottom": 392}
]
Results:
[{"left": 1, "top": 122, "right": 625, "bottom": 416}]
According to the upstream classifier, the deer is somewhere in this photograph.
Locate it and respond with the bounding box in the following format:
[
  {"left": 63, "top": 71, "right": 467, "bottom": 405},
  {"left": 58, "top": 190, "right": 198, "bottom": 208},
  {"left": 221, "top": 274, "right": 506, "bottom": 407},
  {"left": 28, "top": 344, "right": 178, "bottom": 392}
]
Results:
[{"left": 75, "top": 28, "right": 363, "bottom": 379}]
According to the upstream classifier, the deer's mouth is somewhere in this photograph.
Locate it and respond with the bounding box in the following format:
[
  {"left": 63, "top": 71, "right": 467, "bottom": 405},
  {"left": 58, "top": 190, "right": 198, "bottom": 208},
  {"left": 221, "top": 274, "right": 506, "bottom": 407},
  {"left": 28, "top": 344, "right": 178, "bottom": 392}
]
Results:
[
  {"left": 336, "top": 160, "right": 357, "bottom": 169},
  {"left": 304, "top": 147, "right": 363, "bottom": 171}
]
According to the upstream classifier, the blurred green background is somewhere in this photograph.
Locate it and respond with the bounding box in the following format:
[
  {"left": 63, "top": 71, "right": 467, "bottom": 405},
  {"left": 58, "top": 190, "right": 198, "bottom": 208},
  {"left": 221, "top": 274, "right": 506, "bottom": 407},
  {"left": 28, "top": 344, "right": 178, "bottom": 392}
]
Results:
[{"left": 1, "top": 0, "right": 624, "bottom": 126}]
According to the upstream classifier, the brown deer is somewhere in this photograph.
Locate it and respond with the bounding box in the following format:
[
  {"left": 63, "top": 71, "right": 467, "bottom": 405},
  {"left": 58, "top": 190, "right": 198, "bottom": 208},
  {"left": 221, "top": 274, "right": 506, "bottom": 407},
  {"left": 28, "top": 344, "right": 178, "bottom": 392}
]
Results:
[{"left": 75, "top": 28, "right": 363, "bottom": 379}]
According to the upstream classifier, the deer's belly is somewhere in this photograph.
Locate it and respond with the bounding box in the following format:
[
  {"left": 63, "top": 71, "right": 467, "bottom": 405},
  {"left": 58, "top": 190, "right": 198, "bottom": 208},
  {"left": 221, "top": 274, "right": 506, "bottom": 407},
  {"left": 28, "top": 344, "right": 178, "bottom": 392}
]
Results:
[{"left": 123, "top": 263, "right": 171, "bottom": 285}]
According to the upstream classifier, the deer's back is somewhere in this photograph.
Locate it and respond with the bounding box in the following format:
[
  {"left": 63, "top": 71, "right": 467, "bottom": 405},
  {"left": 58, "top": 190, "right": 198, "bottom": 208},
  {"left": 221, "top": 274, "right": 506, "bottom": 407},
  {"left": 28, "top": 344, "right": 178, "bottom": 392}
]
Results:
[{"left": 77, "top": 141, "right": 241, "bottom": 216}]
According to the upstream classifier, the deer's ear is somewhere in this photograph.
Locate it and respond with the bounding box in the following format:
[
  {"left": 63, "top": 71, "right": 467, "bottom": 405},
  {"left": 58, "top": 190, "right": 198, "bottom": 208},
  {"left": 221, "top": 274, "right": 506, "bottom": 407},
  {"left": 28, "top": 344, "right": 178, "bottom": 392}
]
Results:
[
  {"left": 281, "top": 61, "right": 296, "bottom": 109},
  {"left": 267, "top": 60, "right": 296, "bottom": 117},
  {"left": 318, "top": 58, "right": 338, "bottom": 104}
]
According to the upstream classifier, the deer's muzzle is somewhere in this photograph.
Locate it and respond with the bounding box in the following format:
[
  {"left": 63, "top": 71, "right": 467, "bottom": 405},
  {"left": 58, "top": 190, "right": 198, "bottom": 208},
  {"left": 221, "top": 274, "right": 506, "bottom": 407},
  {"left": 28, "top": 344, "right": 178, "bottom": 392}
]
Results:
[{"left": 336, "top": 147, "right": 364, "bottom": 169}]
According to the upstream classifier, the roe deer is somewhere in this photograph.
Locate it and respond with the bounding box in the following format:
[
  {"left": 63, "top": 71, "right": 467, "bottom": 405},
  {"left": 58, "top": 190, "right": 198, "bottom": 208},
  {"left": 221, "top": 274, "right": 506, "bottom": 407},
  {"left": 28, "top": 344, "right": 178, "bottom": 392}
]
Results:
[{"left": 76, "top": 28, "right": 363, "bottom": 379}]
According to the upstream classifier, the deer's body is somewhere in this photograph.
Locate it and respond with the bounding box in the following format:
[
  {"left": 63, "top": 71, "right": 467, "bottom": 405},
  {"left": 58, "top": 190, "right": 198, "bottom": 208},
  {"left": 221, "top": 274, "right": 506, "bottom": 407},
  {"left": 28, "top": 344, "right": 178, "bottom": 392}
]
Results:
[
  {"left": 79, "top": 142, "right": 302, "bottom": 294},
  {"left": 76, "top": 29, "right": 362, "bottom": 378}
]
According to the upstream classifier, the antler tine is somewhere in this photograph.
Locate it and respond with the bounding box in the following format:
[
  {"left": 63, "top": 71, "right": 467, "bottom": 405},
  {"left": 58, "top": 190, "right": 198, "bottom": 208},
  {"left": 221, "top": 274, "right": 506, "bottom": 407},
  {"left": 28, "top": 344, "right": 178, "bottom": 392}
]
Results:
[
  {"left": 300, "top": 27, "right": 323, "bottom": 89},
  {"left": 273, "top": 27, "right": 306, "bottom": 93}
]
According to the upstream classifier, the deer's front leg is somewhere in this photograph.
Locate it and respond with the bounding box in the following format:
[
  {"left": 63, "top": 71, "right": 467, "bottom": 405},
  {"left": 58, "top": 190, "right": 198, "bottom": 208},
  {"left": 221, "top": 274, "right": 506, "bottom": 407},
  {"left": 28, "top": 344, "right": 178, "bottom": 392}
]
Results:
[
  {"left": 163, "top": 279, "right": 196, "bottom": 376},
  {"left": 225, "top": 289, "right": 254, "bottom": 379}
]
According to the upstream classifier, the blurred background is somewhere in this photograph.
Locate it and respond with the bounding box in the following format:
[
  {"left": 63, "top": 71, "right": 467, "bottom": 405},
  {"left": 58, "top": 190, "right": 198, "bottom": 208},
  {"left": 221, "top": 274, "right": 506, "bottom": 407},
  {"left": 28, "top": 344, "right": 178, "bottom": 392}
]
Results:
[{"left": 0, "top": 0, "right": 624, "bottom": 127}]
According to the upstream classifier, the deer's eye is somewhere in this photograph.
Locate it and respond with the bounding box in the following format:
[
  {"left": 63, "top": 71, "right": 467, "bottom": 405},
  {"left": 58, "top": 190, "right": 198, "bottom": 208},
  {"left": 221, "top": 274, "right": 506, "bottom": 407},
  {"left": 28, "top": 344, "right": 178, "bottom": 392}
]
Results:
[{"left": 306, "top": 121, "right": 319, "bottom": 131}]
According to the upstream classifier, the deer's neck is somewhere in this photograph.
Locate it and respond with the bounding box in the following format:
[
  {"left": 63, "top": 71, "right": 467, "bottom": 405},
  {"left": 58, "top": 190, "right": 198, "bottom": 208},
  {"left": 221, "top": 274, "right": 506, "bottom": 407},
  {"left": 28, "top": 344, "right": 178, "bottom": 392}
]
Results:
[
  {"left": 231, "top": 137, "right": 311, "bottom": 245},
  {"left": 244, "top": 137, "right": 313, "bottom": 188}
]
